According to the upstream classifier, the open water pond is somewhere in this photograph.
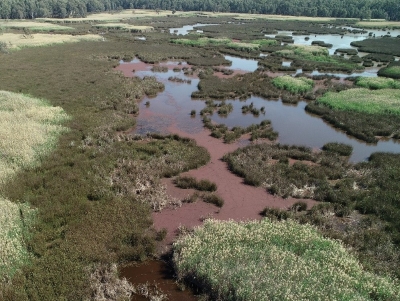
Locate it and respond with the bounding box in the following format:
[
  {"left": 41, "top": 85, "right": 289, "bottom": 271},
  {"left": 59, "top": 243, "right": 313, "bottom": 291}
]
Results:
[
  {"left": 224, "top": 55, "right": 259, "bottom": 72},
  {"left": 117, "top": 58, "right": 400, "bottom": 162}
]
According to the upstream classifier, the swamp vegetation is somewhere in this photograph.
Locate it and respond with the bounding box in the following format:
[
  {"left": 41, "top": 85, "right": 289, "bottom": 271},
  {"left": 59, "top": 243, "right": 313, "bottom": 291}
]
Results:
[{"left": 0, "top": 10, "right": 400, "bottom": 301}]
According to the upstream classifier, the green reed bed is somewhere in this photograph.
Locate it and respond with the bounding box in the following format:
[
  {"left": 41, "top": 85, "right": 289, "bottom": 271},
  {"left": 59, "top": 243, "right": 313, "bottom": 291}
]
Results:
[
  {"left": 317, "top": 88, "right": 400, "bottom": 115},
  {"left": 173, "top": 219, "right": 400, "bottom": 301},
  {"left": 272, "top": 75, "right": 314, "bottom": 94},
  {"left": 356, "top": 77, "right": 400, "bottom": 89}
]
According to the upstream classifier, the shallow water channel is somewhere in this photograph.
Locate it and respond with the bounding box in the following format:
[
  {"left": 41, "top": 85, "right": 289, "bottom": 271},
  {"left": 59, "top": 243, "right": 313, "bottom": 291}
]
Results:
[{"left": 117, "top": 57, "right": 400, "bottom": 162}]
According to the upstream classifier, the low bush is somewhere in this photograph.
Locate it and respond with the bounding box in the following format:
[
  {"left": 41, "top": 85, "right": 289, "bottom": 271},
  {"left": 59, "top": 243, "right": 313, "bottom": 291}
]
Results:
[{"left": 202, "top": 193, "right": 224, "bottom": 207}]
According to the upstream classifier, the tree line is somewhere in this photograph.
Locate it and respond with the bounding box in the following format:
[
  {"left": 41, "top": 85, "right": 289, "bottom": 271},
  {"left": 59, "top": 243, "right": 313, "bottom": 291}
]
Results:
[{"left": 0, "top": 0, "right": 399, "bottom": 21}]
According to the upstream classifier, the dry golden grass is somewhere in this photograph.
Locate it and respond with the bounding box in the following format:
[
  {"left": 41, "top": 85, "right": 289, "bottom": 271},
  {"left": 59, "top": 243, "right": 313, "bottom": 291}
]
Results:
[
  {"left": 0, "top": 20, "right": 73, "bottom": 31},
  {"left": 0, "top": 33, "right": 102, "bottom": 50}
]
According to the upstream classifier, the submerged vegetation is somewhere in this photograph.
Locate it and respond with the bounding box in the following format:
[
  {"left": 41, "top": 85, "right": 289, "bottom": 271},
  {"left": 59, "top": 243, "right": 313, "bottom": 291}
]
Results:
[{"left": 173, "top": 219, "right": 400, "bottom": 301}]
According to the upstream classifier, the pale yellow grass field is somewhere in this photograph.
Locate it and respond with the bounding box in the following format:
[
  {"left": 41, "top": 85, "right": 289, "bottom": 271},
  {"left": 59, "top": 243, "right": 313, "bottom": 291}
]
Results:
[
  {"left": 0, "top": 91, "right": 69, "bottom": 185},
  {"left": 0, "top": 20, "right": 73, "bottom": 31},
  {"left": 356, "top": 21, "right": 400, "bottom": 28},
  {"left": 0, "top": 33, "right": 102, "bottom": 50}
]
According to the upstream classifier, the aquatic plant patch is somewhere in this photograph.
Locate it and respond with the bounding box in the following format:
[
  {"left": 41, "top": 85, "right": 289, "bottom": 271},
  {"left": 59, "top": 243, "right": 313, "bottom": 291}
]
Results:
[
  {"left": 272, "top": 75, "right": 314, "bottom": 94},
  {"left": 174, "top": 219, "right": 400, "bottom": 301},
  {"left": 317, "top": 88, "right": 400, "bottom": 115},
  {"left": 0, "top": 33, "right": 102, "bottom": 50}
]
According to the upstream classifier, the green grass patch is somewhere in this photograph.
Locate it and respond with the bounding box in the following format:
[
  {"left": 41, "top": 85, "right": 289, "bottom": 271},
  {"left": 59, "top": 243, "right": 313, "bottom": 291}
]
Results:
[
  {"left": 173, "top": 219, "right": 400, "bottom": 301},
  {"left": 356, "top": 77, "right": 400, "bottom": 89},
  {"left": 272, "top": 75, "right": 314, "bottom": 94},
  {"left": 317, "top": 88, "right": 400, "bottom": 115}
]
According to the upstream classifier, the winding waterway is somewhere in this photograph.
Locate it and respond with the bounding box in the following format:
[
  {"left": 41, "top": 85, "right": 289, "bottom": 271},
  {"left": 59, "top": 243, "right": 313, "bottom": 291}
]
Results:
[{"left": 116, "top": 56, "right": 400, "bottom": 162}]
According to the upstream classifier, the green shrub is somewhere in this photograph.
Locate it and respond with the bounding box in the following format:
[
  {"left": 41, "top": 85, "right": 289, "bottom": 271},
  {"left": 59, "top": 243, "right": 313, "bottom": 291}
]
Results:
[{"left": 322, "top": 142, "right": 353, "bottom": 156}]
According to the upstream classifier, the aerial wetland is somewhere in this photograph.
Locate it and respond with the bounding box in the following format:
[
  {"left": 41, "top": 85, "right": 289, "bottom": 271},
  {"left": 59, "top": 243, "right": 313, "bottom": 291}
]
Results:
[{"left": 0, "top": 8, "right": 400, "bottom": 301}]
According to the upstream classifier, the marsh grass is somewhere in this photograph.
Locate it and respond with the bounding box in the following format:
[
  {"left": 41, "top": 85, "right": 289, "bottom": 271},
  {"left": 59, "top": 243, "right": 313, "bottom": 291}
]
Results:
[
  {"left": 0, "top": 33, "right": 102, "bottom": 50},
  {"left": 202, "top": 193, "right": 224, "bottom": 207},
  {"left": 94, "top": 23, "right": 153, "bottom": 32},
  {"left": 224, "top": 141, "right": 400, "bottom": 278},
  {"left": 0, "top": 198, "right": 35, "bottom": 280},
  {"left": 322, "top": 142, "right": 353, "bottom": 156},
  {"left": 173, "top": 219, "right": 400, "bottom": 301},
  {"left": 0, "top": 38, "right": 210, "bottom": 300},
  {"left": 0, "top": 21, "right": 73, "bottom": 31},
  {"left": 272, "top": 75, "right": 314, "bottom": 94},
  {"left": 174, "top": 176, "right": 217, "bottom": 192},
  {"left": 378, "top": 62, "right": 400, "bottom": 79},
  {"left": 0, "top": 91, "right": 69, "bottom": 185},
  {"left": 356, "top": 77, "right": 400, "bottom": 89}
]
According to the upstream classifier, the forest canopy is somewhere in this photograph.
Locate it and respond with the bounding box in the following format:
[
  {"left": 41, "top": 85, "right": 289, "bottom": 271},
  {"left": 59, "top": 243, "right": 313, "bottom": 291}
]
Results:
[{"left": 0, "top": 0, "right": 399, "bottom": 21}]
